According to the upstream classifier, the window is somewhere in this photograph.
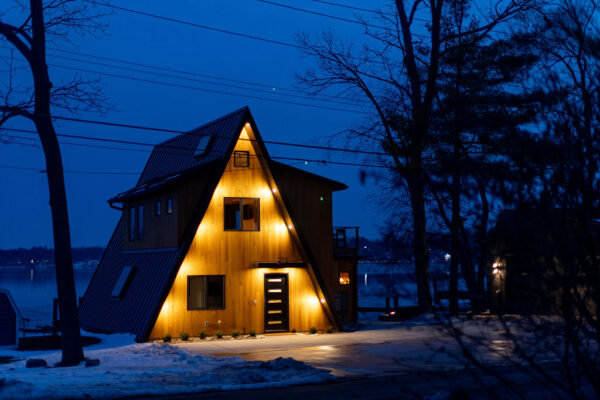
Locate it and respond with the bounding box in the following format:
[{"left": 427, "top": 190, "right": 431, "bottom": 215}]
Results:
[
  {"left": 137, "top": 205, "right": 144, "bottom": 240},
  {"left": 187, "top": 275, "right": 225, "bottom": 309},
  {"left": 234, "top": 151, "right": 249, "bottom": 167},
  {"left": 155, "top": 200, "right": 162, "bottom": 216},
  {"left": 339, "top": 272, "right": 350, "bottom": 285},
  {"left": 129, "top": 208, "right": 136, "bottom": 241},
  {"left": 193, "top": 136, "right": 212, "bottom": 158},
  {"left": 224, "top": 198, "right": 259, "bottom": 231},
  {"left": 111, "top": 266, "right": 135, "bottom": 298},
  {"left": 167, "top": 198, "right": 174, "bottom": 215}
]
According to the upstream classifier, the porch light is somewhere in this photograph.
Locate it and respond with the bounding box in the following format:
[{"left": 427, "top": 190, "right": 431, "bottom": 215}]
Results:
[
  {"left": 320, "top": 298, "right": 325, "bottom": 304},
  {"left": 288, "top": 224, "right": 293, "bottom": 229},
  {"left": 272, "top": 188, "right": 277, "bottom": 193}
]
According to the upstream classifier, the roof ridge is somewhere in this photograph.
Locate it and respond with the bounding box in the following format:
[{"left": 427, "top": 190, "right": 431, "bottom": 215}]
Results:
[{"left": 154, "top": 106, "right": 249, "bottom": 147}]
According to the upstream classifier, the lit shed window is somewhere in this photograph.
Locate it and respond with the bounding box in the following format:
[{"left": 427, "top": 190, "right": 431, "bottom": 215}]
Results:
[
  {"left": 193, "top": 136, "right": 212, "bottom": 158},
  {"left": 111, "top": 266, "right": 135, "bottom": 298},
  {"left": 339, "top": 272, "right": 350, "bottom": 285}
]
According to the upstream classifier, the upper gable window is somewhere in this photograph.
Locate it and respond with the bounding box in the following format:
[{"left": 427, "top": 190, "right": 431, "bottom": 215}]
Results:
[
  {"left": 111, "top": 266, "right": 135, "bottom": 299},
  {"left": 234, "top": 151, "right": 249, "bottom": 167},
  {"left": 224, "top": 198, "right": 260, "bottom": 231},
  {"left": 193, "top": 136, "right": 212, "bottom": 158}
]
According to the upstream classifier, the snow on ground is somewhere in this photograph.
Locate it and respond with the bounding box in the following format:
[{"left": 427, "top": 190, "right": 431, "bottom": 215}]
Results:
[{"left": 0, "top": 339, "right": 333, "bottom": 400}]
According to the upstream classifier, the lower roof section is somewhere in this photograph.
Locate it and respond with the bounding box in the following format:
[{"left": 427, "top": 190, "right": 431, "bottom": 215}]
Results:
[{"left": 79, "top": 220, "right": 179, "bottom": 341}]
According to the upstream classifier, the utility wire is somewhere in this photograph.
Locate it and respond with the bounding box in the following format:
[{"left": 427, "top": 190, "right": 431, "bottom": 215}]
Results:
[
  {"left": 0, "top": 55, "right": 370, "bottom": 115},
  {"left": 0, "top": 163, "right": 140, "bottom": 175}
]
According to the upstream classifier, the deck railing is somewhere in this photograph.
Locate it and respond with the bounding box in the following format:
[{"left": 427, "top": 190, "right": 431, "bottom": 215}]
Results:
[{"left": 333, "top": 226, "right": 359, "bottom": 257}]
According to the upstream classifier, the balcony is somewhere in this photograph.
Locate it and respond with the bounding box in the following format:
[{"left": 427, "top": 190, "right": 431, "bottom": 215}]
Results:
[{"left": 333, "top": 227, "right": 359, "bottom": 258}]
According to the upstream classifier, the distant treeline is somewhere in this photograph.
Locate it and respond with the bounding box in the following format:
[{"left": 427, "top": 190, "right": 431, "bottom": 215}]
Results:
[{"left": 0, "top": 246, "right": 104, "bottom": 266}]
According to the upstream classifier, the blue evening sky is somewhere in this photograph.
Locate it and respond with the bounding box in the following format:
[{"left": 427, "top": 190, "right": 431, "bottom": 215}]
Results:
[{"left": 0, "top": 0, "right": 405, "bottom": 249}]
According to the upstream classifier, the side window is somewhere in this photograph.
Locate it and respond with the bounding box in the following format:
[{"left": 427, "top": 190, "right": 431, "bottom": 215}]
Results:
[
  {"left": 129, "top": 208, "right": 136, "bottom": 241},
  {"left": 167, "top": 198, "right": 174, "bottom": 215},
  {"left": 187, "top": 275, "right": 225, "bottom": 309},
  {"left": 224, "top": 198, "right": 259, "bottom": 231},
  {"left": 137, "top": 205, "right": 144, "bottom": 240},
  {"left": 155, "top": 199, "right": 162, "bottom": 216}
]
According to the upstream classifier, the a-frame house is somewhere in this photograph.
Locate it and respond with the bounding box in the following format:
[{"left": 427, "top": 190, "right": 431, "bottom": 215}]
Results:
[{"left": 80, "top": 107, "right": 359, "bottom": 341}]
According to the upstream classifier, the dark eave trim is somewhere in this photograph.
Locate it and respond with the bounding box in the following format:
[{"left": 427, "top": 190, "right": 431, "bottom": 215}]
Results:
[
  {"left": 270, "top": 160, "right": 348, "bottom": 191},
  {"left": 252, "top": 261, "right": 306, "bottom": 268}
]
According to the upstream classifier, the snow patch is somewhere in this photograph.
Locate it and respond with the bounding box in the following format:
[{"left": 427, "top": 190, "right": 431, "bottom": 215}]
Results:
[{"left": 0, "top": 342, "right": 333, "bottom": 399}]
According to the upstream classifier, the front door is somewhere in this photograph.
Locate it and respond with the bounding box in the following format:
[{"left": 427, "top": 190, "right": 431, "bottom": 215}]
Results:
[{"left": 264, "top": 273, "right": 289, "bottom": 332}]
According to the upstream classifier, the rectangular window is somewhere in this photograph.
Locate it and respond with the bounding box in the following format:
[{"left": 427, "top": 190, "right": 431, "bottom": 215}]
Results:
[
  {"left": 339, "top": 272, "right": 350, "bottom": 285},
  {"left": 111, "top": 266, "right": 135, "bottom": 298},
  {"left": 129, "top": 208, "right": 136, "bottom": 241},
  {"left": 137, "top": 205, "right": 144, "bottom": 240},
  {"left": 155, "top": 200, "right": 162, "bottom": 216},
  {"left": 233, "top": 151, "right": 249, "bottom": 167},
  {"left": 224, "top": 198, "right": 259, "bottom": 231},
  {"left": 167, "top": 198, "right": 174, "bottom": 215},
  {"left": 187, "top": 275, "right": 225, "bottom": 310}
]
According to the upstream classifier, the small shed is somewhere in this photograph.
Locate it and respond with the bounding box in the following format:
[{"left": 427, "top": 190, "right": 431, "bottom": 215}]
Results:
[{"left": 0, "top": 289, "right": 22, "bottom": 346}]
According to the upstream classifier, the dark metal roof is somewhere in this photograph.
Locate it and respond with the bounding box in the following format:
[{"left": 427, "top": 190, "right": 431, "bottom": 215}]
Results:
[
  {"left": 79, "top": 220, "right": 179, "bottom": 340},
  {"left": 137, "top": 107, "right": 249, "bottom": 185},
  {"left": 270, "top": 160, "right": 347, "bottom": 191}
]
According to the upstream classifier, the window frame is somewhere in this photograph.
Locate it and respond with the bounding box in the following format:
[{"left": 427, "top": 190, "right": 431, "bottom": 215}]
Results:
[
  {"left": 137, "top": 204, "right": 144, "bottom": 240},
  {"left": 223, "top": 197, "right": 260, "bottom": 231},
  {"left": 193, "top": 135, "right": 213, "bottom": 158},
  {"left": 128, "top": 208, "right": 136, "bottom": 241},
  {"left": 233, "top": 150, "right": 250, "bottom": 167},
  {"left": 187, "top": 275, "right": 226, "bottom": 310},
  {"left": 166, "top": 197, "right": 174, "bottom": 215},
  {"left": 155, "top": 199, "right": 162, "bottom": 216}
]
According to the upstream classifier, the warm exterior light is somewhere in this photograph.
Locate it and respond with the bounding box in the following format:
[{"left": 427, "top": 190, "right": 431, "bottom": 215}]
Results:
[
  {"left": 320, "top": 298, "right": 325, "bottom": 304},
  {"left": 339, "top": 272, "right": 350, "bottom": 285},
  {"left": 288, "top": 224, "right": 293, "bottom": 229},
  {"left": 272, "top": 188, "right": 277, "bottom": 193},
  {"left": 492, "top": 267, "right": 499, "bottom": 275}
]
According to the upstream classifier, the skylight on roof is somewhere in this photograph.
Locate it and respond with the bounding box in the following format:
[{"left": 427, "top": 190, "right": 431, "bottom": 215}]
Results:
[{"left": 193, "top": 136, "right": 212, "bottom": 158}]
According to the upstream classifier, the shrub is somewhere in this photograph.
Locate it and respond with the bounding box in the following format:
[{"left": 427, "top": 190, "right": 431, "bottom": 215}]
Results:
[
  {"left": 231, "top": 329, "right": 241, "bottom": 338},
  {"left": 215, "top": 330, "right": 224, "bottom": 339},
  {"left": 180, "top": 332, "right": 189, "bottom": 341},
  {"left": 326, "top": 326, "right": 333, "bottom": 334},
  {"left": 292, "top": 328, "right": 297, "bottom": 333},
  {"left": 162, "top": 333, "right": 172, "bottom": 343},
  {"left": 249, "top": 330, "right": 256, "bottom": 337},
  {"left": 309, "top": 326, "right": 317, "bottom": 334},
  {"left": 198, "top": 330, "right": 206, "bottom": 340}
]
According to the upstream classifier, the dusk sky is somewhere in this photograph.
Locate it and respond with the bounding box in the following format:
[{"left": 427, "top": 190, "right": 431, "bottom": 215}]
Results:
[{"left": 0, "top": 0, "right": 402, "bottom": 249}]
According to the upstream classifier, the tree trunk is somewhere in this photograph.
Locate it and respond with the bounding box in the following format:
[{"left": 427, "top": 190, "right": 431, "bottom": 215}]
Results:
[
  {"left": 30, "top": 0, "right": 84, "bottom": 366},
  {"left": 407, "top": 167, "right": 432, "bottom": 312},
  {"left": 449, "top": 142, "right": 460, "bottom": 316}
]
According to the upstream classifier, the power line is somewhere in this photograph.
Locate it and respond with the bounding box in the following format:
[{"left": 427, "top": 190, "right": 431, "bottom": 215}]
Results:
[
  {"left": 0, "top": 55, "right": 370, "bottom": 115},
  {"left": 0, "top": 163, "right": 139, "bottom": 175},
  {"left": 85, "top": 0, "right": 391, "bottom": 66}
]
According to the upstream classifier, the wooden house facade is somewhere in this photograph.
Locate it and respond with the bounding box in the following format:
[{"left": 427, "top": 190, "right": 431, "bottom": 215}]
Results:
[{"left": 79, "top": 107, "right": 359, "bottom": 341}]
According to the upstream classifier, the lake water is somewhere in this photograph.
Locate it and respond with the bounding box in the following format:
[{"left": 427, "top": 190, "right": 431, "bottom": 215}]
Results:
[{"left": 0, "top": 262, "right": 421, "bottom": 325}]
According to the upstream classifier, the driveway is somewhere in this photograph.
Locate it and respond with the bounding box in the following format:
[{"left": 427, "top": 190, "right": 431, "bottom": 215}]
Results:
[{"left": 176, "top": 320, "right": 497, "bottom": 377}]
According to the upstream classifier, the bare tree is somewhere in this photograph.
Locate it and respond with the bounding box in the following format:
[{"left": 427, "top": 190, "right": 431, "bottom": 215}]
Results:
[
  {"left": 0, "top": 0, "right": 107, "bottom": 365},
  {"left": 297, "top": 0, "right": 536, "bottom": 312}
]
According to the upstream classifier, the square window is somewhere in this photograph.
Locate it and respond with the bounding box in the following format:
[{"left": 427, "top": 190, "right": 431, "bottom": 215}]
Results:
[
  {"left": 224, "top": 198, "right": 259, "bottom": 231},
  {"left": 111, "top": 266, "right": 135, "bottom": 298},
  {"left": 339, "top": 272, "right": 350, "bottom": 285},
  {"left": 167, "top": 198, "right": 174, "bottom": 215},
  {"left": 187, "top": 275, "right": 225, "bottom": 310},
  {"left": 234, "top": 151, "right": 249, "bottom": 167},
  {"left": 155, "top": 200, "right": 162, "bottom": 216}
]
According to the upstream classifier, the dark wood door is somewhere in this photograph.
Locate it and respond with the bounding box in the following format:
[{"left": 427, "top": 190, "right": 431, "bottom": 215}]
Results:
[{"left": 264, "top": 273, "right": 289, "bottom": 332}]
